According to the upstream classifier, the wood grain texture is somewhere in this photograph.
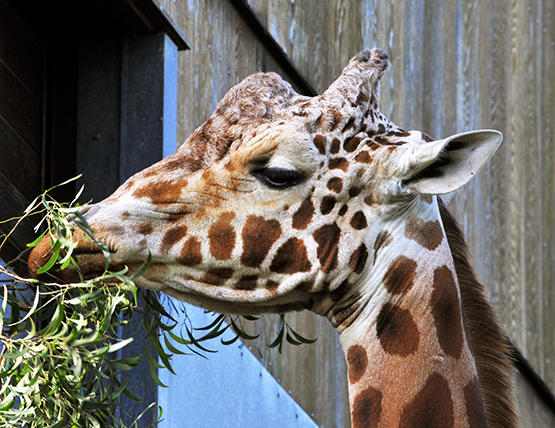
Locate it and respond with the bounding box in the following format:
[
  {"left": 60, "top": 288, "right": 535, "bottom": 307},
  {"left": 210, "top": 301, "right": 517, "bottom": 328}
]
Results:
[{"left": 155, "top": 0, "right": 555, "bottom": 425}]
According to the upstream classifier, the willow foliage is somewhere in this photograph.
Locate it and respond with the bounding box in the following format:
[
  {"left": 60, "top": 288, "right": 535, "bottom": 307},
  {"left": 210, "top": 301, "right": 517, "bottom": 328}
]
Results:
[{"left": 0, "top": 177, "right": 315, "bottom": 427}]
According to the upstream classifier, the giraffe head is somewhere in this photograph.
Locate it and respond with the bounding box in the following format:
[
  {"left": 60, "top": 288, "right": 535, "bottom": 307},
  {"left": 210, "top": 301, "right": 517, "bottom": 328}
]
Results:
[{"left": 29, "top": 49, "right": 501, "bottom": 320}]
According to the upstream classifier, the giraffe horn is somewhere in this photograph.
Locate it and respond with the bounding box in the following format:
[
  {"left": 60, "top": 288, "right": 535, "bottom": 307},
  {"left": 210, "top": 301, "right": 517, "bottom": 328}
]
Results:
[{"left": 319, "top": 48, "right": 390, "bottom": 114}]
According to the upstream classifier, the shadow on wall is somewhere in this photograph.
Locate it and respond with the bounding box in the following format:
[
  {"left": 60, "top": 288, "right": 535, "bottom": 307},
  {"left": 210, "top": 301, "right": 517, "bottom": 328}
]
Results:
[{"left": 158, "top": 302, "right": 319, "bottom": 428}]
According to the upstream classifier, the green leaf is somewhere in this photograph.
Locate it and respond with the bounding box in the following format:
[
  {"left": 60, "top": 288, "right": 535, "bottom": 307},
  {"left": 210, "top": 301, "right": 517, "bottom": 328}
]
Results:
[
  {"left": 229, "top": 318, "right": 259, "bottom": 341},
  {"left": 288, "top": 326, "right": 317, "bottom": 345},
  {"left": 26, "top": 229, "right": 48, "bottom": 248},
  {"left": 131, "top": 252, "right": 152, "bottom": 280},
  {"left": 145, "top": 347, "right": 168, "bottom": 388},
  {"left": 35, "top": 246, "right": 61, "bottom": 274}
]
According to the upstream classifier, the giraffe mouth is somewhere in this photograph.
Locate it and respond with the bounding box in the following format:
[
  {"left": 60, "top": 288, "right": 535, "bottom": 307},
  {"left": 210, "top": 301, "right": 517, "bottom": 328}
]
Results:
[{"left": 28, "top": 231, "right": 120, "bottom": 283}]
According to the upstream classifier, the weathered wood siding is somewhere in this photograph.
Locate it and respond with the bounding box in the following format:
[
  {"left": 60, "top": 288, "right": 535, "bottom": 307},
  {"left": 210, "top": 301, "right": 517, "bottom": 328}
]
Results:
[
  {"left": 0, "top": 1, "right": 43, "bottom": 265},
  {"left": 158, "top": 1, "right": 554, "bottom": 426}
]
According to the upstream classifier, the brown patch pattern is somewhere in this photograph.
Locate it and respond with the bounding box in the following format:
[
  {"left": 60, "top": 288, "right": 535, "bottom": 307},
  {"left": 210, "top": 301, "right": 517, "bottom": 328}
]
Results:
[
  {"left": 312, "top": 223, "right": 341, "bottom": 274},
  {"left": 464, "top": 377, "right": 487, "bottom": 427},
  {"left": 405, "top": 216, "right": 444, "bottom": 251},
  {"left": 177, "top": 237, "right": 202, "bottom": 266},
  {"left": 382, "top": 255, "right": 417, "bottom": 295},
  {"left": 355, "top": 151, "right": 371, "bottom": 163},
  {"left": 431, "top": 266, "right": 464, "bottom": 359},
  {"left": 338, "top": 205, "right": 348, "bottom": 216},
  {"left": 327, "top": 177, "right": 343, "bottom": 193},
  {"left": 347, "top": 345, "right": 368, "bottom": 384},
  {"left": 235, "top": 275, "right": 259, "bottom": 291},
  {"left": 313, "top": 134, "right": 327, "bottom": 154},
  {"left": 373, "top": 230, "right": 392, "bottom": 263},
  {"left": 352, "top": 387, "right": 382, "bottom": 428},
  {"left": 292, "top": 199, "right": 314, "bottom": 230},
  {"left": 161, "top": 225, "right": 188, "bottom": 252},
  {"left": 344, "top": 136, "right": 362, "bottom": 153},
  {"left": 241, "top": 215, "right": 282, "bottom": 267},
  {"left": 350, "top": 211, "right": 368, "bottom": 230},
  {"left": 269, "top": 238, "right": 311, "bottom": 274},
  {"left": 376, "top": 303, "right": 419, "bottom": 356},
  {"left": 349, "top": 244, "right": 369, "bottom": 274},
  {"left": 328, "top": 157, "right": 349, "bottom": 171},
  {"left": 136, "top": 223, "right": 154, "bottom": 235},
  {"left": 208, "top": 212, "right": 236, "bottom": 260},
  {"left": 399, "top": 372, "right": 454, "bottom": 428},
  {"left": 202, "top": 267, "right": 235, "bottom": 286},
  {"left": 133, "top": 179, "right": 184, "bottom": 204},
  {"left": 348, "top": 187, "right": 361, "bottom": 198},
  {"left": 320, "top": 196, "right": 336, "bottom": 215},
  {"left": 265, "top": 280, "right": 279, "bottom": 291},
  {"left": 330, "top": 138, "right": 341, "bottom": 154}
]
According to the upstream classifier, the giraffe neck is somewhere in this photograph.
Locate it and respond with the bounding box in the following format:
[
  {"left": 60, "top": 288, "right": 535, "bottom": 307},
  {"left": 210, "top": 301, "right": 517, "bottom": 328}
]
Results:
[{"left": 337, "top": 197, "right": 487, "bottom": 428}]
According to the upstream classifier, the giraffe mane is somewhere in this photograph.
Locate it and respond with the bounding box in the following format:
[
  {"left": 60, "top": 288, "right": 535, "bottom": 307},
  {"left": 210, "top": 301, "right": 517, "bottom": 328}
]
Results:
[{"left": 438, "top": 200, "right": 519, "bottom": 428}]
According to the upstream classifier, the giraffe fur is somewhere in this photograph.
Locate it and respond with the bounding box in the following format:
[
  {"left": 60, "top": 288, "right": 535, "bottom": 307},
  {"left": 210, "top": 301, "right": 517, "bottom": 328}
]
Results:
[{"left": 29, "top": 48, "right": 519, "bottom": 428}]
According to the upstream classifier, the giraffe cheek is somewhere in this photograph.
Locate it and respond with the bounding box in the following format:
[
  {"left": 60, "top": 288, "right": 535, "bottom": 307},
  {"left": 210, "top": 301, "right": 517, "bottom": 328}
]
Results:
[
  {"left": 240, "top": 215, "right": 282, "bottom": 268},
  {"left": 208, "top": 212, "right": 236, "bottom": 260}
]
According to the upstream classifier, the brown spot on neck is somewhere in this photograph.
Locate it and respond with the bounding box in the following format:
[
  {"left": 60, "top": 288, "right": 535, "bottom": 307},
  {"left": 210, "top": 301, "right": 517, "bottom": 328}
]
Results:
[
  {"left": 352, "top": 387, "right": 382, "bottom": 428},
  {"left": 320, "top": 196, "right": 336, "bottom": 215},
  {"left": 350, "top": 211, "right": 368, "bottom": 230},
  {"left": 376, "top": 303, "right": 419, "bottom": 356},
  {"left": 313, "top": 223, "right": 341, "bottom": 274},
  {"left": 464, "top": 377, "right": 487, "bottom": 427},
  {"left": 327, "top": 177, "right": 343, "bottom": 193},
  {"left": 431, "top": 265, "right": 464, "bottom": 359},
  {"left": 349, "top": 243, "right": 369, "bottom": 274},
  {"left": 382, "top": 255, "right": 417, "bottom": 295},
  {"left": 373, "top": 230, "right": 392, "bottom": 263},
  {"left": 313, "top": 134, "right": 327, "bottom": 154},
  {"left": 405, "top": 216, "right": 444, "bottom": 251},
  {"left": 235, "top": 275, "right": 259, "bottom": 290},
  {"left": 399, "top": 372, "right": 454, "bottom": 428},
  {"left": 328, "top": 157, "right": 349, "bottom": 171},
  {"left": 344, "top": 136, "right": 363, "bottom": 153},
  {"left": 347, "top": 345, "right": 369, "bottom": 384}
]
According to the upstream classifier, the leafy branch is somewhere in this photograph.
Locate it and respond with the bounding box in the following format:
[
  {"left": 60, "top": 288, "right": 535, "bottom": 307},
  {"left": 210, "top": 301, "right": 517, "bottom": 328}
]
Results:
[{"left": 0, "top": 177, "right": 316, "bottom": 427}]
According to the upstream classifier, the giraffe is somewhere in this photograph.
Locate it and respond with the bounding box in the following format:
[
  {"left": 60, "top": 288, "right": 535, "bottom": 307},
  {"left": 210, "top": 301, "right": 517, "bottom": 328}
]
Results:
[{"left": 29, "top": 48, "right": 519, "bottom": 427}]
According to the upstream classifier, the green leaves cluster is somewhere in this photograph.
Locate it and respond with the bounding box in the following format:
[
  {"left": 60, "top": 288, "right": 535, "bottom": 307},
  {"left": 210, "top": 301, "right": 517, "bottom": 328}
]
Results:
[{"left": 0, "top": 177, "right": 316, "bottom": 428}]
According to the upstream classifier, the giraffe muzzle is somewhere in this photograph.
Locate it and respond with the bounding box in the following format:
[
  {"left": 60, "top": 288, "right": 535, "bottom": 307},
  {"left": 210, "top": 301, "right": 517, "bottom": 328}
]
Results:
[{"left": 28, "top": 225, "right": 115, "bottom": 283}]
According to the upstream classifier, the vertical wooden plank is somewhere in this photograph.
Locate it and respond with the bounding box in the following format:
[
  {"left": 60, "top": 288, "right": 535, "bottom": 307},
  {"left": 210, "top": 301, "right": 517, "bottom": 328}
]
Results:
[
  {"left": 487, "top": 0, "right": 512, "bottom": 314},
  {"left": 76, "top": 40, "right": 121, "bottom": 203},
  {"left": 520, "top": 0, "right": 544, "bottom": 381},
  {"left": 420, "top": 0, "right": 442, "bottom": 138},
  {"left": 504, "top": 0, "right": 527, "bottom": 358},
  {"left": 539, "top": 0, "right": 555, "bottom": 391}
]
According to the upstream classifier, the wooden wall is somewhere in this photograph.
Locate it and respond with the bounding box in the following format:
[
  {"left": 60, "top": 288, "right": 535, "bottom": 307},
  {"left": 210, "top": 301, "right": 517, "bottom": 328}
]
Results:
[
  {"left": 157, "top": 1, "right": 555, "bottom": 426},
  {"left": 0, "top": 1, "right": 43, "bottom": 266}
]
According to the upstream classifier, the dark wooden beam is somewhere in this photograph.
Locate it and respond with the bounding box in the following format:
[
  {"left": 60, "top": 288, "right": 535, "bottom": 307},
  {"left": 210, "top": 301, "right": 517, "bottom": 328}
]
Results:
[{"left": 7, "top": 0, "right": 189, "bottom": 51}]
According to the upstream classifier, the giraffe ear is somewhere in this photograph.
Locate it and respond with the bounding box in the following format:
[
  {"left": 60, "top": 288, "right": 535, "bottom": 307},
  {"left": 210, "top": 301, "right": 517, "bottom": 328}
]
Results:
[{"left": 398, "top": 130, "right": 503, "bottom": 195}]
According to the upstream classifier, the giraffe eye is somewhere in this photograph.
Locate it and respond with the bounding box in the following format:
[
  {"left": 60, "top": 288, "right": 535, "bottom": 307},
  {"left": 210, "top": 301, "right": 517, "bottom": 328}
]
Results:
[{"left": 253, "top": 167, "right": 305, "bottom": 189}]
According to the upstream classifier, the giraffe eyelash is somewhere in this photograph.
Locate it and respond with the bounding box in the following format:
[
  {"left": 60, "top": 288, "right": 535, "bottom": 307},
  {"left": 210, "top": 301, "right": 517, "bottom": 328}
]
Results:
[{"left": 251, "top": 167, "right": 305, "bottom": 189}]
